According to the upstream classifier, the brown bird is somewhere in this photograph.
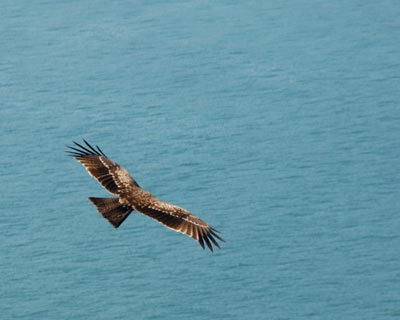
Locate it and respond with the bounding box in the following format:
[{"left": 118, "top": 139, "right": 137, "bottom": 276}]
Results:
[{"left": 66, "top": 140, "right": 223, "bottom": 251}]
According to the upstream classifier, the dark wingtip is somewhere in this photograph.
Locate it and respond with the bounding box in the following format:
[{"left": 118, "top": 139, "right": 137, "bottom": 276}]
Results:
[
  {"left": 83, "top": 139, "right": 102, "bottom": 155},
  {"left": 65, "top": 144, "right": 82, "bottom": 157},
  {"left": 210, "top": 228, "right": 225, "bottom": 242},
  {"left": 72, "top": 140, "right": 95, "bottom": 155},
  {"left": 208, "top": 233, "right": 221, "bottom": 250},
  {"left": 196, "top": 226, "right": 224, "bottom": 252},
  {"left": 198, "top": 236, "right": 205, "bottom": 250},
  {"left": 66, "top": 139, "right": 106, "bottom": 158},
  {"left": 210, "top": 226, "right": 221, "bottom": 234},
  {"left": 96, "top": 144, "right": 106, "bottom": 156},
  {"left": 203, "top": 236, "right": 214, "bottom": 252}
]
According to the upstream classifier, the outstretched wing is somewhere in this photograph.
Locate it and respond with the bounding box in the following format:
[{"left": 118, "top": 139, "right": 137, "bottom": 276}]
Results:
[
  {"left": 135, "top": 197, "right": 224, "bottom": 252},
  {"left": 66, "top": 140, "right": 140, "bottom": 195}
]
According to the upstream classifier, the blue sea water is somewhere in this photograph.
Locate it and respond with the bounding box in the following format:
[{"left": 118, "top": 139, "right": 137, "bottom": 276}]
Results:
[{"left": 1, "top": 1, "right": 400, "bottom": 319}]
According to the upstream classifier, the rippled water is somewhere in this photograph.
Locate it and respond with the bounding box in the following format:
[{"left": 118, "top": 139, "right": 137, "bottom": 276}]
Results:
[{"left": 1, "top": 1, "right": 400, "bottom": 319}]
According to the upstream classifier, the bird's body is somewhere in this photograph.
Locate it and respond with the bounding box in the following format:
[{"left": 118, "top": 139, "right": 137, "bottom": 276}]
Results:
[{"left": 66, "top": 140, "right": 223, "bottom": 251}]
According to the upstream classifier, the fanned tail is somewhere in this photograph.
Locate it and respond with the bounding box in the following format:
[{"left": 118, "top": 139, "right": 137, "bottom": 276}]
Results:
[{"left": 89, "top": 197, "right": 133, "bottom": 228}]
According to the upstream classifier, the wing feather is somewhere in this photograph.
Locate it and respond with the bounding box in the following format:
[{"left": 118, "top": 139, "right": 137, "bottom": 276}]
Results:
[
  {"left": 134, "top": 197, "right": 224, "bottom": 251},
  {"left": 66, "top": 140, "right": 140, "bottom": 195},
  {"left": 192, "top": 225, "right": 199, "bottom": 241}
]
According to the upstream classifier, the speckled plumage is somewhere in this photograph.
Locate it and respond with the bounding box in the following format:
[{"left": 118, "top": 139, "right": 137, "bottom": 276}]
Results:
[{"left": 66, "top": 140, "right": 223, "bottom": 251}]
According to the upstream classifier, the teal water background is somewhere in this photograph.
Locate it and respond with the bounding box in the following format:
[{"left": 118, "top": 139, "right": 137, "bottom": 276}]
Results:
[{"left": 1, "top": 1, "right": 400, "bottom": 319}]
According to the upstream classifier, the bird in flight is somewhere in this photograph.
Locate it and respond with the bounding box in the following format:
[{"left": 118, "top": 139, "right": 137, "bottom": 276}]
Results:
[{"left": 66, "top": 140, "right": 223, "bottom": 251}]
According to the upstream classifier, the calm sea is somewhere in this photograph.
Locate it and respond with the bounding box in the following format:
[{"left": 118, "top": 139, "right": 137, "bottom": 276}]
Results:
[{"left": 1, "top": 1, "right": 400, "bottom": 319}]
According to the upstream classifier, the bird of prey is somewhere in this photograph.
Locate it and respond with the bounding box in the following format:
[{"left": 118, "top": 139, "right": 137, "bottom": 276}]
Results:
[{"left": 66, "top": 140, "right": 223, "bottom": 251}]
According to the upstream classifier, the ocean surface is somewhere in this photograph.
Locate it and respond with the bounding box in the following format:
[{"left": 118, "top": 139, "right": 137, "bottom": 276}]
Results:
[{"left": 1, "top": 1, "right": 400, "bottom": 319}]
